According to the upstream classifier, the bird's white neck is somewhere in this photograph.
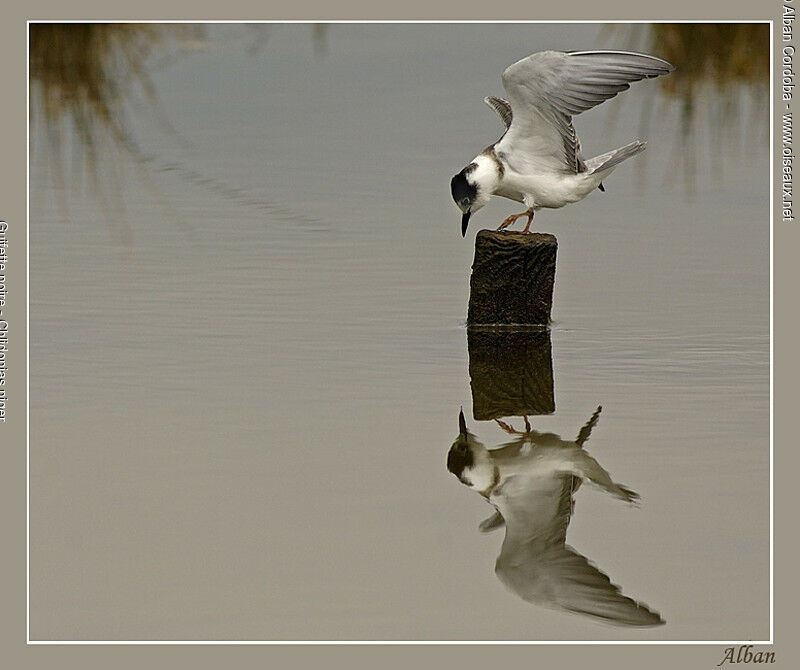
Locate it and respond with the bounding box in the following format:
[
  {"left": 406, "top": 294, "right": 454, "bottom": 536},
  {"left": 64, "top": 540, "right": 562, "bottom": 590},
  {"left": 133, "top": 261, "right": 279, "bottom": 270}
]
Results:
[
  {"left": 470, "top": 153, "right": 502, "bottom": 195},
  {"left": 463, "top": 448, "right": 500, "bottom": 495}
]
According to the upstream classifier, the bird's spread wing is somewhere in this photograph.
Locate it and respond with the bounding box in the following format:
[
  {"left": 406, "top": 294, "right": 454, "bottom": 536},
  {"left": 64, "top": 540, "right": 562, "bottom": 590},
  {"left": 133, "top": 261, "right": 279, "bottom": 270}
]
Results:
[
  {"left": 492, "top": 473, "right": 662, "bottom": 626},
  {"left": 496, "top": 544, "right": 665, "bottom": 627},
  {"left": 484, "top": 95, "right": 513, "bottom": 130},
  {"left": 496, "top": 50, "right": 674, "bottom": 174}
]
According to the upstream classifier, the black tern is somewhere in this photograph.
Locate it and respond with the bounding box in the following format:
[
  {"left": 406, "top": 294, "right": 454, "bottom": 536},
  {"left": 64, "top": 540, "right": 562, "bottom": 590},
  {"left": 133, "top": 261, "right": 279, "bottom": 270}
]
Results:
[{"left": 451, "top": 50, "right": 675, "bottom": 236}]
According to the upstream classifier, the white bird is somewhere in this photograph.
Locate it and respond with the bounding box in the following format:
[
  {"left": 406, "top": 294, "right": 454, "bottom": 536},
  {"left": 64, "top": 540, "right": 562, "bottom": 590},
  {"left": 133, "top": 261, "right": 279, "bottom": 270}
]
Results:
[
  {"left": 451, "top": 50, "right": 675, "bottom": 236},
  {"left": 447, "top": 408, "right": 664, "bottom": 626}
]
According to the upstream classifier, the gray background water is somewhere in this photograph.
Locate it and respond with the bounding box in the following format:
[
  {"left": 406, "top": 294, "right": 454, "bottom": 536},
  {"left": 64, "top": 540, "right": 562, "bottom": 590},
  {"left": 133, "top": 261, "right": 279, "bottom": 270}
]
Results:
[{"left": 29, "top": 23, "right": 769, "bottom": 640}]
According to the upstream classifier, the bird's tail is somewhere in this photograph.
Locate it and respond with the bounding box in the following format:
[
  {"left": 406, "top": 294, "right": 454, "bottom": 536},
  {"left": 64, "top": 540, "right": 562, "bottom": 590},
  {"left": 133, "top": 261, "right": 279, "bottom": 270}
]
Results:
[{"left": 586, "top": 140, "right": 646, "bottom": 174}]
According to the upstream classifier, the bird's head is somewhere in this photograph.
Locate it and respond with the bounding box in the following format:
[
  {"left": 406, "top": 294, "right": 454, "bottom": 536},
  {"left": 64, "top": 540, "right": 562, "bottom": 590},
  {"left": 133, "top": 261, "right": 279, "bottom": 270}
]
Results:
[
  {"left": 447, "top": 409, "right": 495, "bottom": 492},
  {"left": 451, "top": 155, "right": 499, "bottom": 236}
]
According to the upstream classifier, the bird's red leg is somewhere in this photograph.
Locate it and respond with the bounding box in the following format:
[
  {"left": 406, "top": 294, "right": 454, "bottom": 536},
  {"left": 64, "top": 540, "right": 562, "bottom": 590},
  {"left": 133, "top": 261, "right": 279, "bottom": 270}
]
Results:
[
  {"left": 521, "top": 209, "right": 535, "bottom": 234},
  {"left": 495, "top": 419, "right": 522, "bottom": 435},
  {"left": 497, "top": 208, "right": 535, "bottom": 232}
]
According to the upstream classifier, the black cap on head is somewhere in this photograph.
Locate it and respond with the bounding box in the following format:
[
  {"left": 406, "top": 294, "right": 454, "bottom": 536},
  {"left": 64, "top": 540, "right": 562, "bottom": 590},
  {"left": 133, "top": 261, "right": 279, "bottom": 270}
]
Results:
[
  {"left": 447, "top": 443, "right": 474, "bottom": 478},
  {"left": 448, "top": 410, "right": 474, "bottom": 478},
  {"left": 450, "top": 170, "right": 477, "bottom": 207}
]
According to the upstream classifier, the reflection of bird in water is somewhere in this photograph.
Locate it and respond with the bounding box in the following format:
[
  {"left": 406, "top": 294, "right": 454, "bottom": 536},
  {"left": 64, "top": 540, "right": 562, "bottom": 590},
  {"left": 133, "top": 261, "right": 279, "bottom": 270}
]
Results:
[
  {"left": 450, "top": 50, "right": 674, "bottom": 236},
  {"left": 447, "top": 408, "right": 664, "bottom": 627}
]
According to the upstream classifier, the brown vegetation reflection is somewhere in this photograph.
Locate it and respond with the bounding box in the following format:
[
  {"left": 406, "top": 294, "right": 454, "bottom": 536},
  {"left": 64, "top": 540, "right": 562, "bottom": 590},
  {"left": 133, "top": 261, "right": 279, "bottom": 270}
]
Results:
[
  {"left": 30, "top": 24, "right": 168, "bottom": 161},
  {"left": 650, "top": 24, "right": 768, "bottom": 109},
  {"left": 29, "top": 23, "right": 324, "bottom": 239},
  {"left": 607, "top": 23, "right": 769, "bottom": 193},
  {"left": 29, "top": 24, "right": 195, "bottom": 243}
]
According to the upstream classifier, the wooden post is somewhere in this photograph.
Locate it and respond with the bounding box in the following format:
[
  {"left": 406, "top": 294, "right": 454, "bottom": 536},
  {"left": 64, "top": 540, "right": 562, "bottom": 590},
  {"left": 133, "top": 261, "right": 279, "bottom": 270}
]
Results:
[
  {"left": 467, "top": 230, "right": 557, "bottom": 326},
  {"left": 468, "top": 328, "right": 555, "bottom": 420}
]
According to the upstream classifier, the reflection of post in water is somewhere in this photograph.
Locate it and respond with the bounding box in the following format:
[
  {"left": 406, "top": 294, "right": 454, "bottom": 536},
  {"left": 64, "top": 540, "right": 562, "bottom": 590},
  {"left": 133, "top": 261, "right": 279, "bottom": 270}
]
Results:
[
  {"left": 467, "top": 327, "right": 554, "bottom": 420},
  {"left": 446, "top": 408, "right": 664, "bottom": 627}
]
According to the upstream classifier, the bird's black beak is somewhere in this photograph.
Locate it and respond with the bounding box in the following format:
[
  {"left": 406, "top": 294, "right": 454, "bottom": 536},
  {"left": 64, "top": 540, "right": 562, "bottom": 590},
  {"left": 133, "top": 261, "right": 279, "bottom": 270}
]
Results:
[
  {"left": 461, "top": 210, "right": 471, "bottom": 237},
  {"left": 459, "top": 407, "right": 467, "bottom": 436}
]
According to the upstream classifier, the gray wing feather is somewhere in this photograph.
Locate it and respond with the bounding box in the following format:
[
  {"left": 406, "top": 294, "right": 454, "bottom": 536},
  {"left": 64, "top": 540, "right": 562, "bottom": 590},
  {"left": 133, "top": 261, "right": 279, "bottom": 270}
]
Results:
[
  {"left": 575, "top": 405, "right": 602, "bottom": 447},
  {"left": 484, "top": 95, "right": 513, "bottom": 130},
  {"left": 497, "top": 50, "right": 674, "bottom": 174},
  {"left": 536, "top": 50, "right": 674, "bottom": 116}
]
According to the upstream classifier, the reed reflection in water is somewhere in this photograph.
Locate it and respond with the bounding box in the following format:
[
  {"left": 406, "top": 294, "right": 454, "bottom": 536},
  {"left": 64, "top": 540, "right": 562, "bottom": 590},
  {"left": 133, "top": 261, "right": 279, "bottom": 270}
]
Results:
[
  {"left": 607, "top": 23, "right": 769, "bottom": 192},
  {"left": 28, "top": 23, "right": 326, "bottom": 237}
]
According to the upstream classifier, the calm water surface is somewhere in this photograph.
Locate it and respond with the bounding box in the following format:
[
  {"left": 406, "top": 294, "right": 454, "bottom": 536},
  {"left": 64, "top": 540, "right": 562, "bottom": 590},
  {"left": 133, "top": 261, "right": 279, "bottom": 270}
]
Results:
[{"left": 29, "top": 24, "right": 769, "bottom": 640}]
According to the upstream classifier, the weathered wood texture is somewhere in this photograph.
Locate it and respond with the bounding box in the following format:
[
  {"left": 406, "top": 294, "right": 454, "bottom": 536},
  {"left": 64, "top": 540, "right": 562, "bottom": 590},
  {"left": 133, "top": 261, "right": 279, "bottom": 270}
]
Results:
[
  {"left": 468, "top": 328, "right": 555, "bottom": 420},
  {"left": 467, "top": 230, "right": 557, "bottom": 326}
]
